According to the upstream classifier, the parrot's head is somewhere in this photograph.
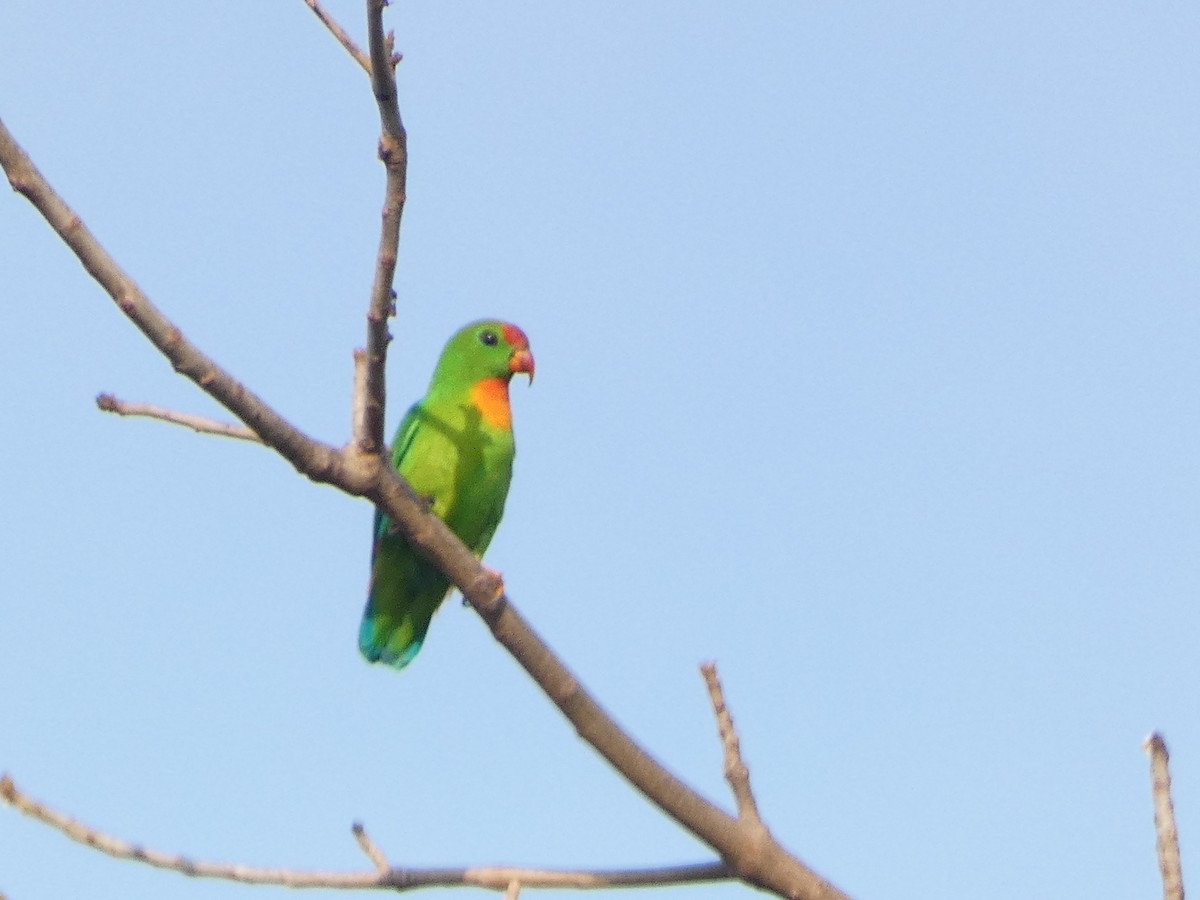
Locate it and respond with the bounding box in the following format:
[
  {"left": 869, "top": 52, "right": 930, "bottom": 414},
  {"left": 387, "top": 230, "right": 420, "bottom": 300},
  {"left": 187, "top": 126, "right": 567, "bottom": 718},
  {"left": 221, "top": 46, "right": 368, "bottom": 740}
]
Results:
[{"left": 433, "top": 319, "right": 535, "bottom": 390}]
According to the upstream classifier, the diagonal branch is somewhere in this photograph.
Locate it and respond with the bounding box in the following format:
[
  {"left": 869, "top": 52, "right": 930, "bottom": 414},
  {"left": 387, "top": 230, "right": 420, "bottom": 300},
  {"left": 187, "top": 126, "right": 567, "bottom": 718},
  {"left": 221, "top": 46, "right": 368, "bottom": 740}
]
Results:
[
  {"left": 303, "top": 0, "right": 371, "bottom": 72},
  {"left": 0, "top": 119, "right": 349, "bottom": 487},
  {"left": 0, "top": 775, "right": 729, "bottom": 892},
  {"left": 353, "top": 822, "right": 391, "bottom": 874},
  {"left": 0, "top": 6, "right": 849, "bottom": 896},
  {"left": 0, "top": 104, "right": 848, "bottom": 900},
  {"left": 96, "top": 393, "right": 261, "bottom": 442}
]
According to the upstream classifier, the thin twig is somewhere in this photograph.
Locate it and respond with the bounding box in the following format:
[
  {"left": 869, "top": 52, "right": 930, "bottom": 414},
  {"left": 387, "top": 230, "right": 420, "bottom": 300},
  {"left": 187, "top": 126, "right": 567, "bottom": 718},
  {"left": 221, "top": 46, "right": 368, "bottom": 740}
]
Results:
[
  {"left": 1144, "top": 733, "right": 1185, "bottom": 900},
  {"left": 505, "top": 879, "right": 522, "bottom": 900},
  {"left": 352, "top": 822, "right": 390, "bottom": 874},
  {"left": 0, "top": 774, "right": 378, "bottom": 889},
  {"left": 0, "top": 775, "right": 728, "bottom": 892},
  {"left": 96, "top": 393, "right": 262, "bottom": 443},
  {"left": 302, "top": 0, "right": 371, "bottom": 72},
  {"left": 701, "top": 662, "right": 764, "bottom": 827}
]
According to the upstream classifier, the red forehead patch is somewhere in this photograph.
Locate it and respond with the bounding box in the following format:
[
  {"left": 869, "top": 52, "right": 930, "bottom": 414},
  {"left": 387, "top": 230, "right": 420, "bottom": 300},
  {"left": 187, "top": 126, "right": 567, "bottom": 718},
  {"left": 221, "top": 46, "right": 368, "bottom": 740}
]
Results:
[{"left": 502, "top": 322, "right": 529, "bottom": 349}]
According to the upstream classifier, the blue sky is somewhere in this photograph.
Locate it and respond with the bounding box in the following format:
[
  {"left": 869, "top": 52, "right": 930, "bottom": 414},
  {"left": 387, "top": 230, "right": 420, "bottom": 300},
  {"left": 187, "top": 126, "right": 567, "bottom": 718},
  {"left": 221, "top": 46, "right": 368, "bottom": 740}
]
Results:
[{"left": 2, "top": 3, "right": 1198, "bottom": 899}]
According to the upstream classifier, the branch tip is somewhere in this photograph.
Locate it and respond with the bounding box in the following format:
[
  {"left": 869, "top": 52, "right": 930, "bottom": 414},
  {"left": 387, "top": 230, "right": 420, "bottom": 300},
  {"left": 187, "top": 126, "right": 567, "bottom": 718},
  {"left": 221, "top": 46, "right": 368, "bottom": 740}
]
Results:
[
  {"left": 1144, "top": 732, "right": 1169, "bottom": 758},
  {"left": 94, "top": 393, "right": 262, "bottom": 443},
  {"left": 302, "top": 0, "right": 370, "bottom": 72},
  {"left": 701, "top": 663, "right": 763, "bottom": 826},
  {"left": 352, "top": 821, "right": 390, "bottom": 873},
  {"left": 1145, "top": 731, "right": 1184, "bottom": 900}
]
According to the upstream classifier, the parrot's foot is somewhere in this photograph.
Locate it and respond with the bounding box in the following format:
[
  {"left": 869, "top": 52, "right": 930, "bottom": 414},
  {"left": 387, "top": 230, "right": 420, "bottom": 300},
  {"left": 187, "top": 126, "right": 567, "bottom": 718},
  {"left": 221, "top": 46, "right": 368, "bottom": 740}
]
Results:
[
  {"left": 485, "top": 565, "right": 505, "bottom": 597},
  {"left": 462, "top": 566, "right": 505, "bottom": 607}
]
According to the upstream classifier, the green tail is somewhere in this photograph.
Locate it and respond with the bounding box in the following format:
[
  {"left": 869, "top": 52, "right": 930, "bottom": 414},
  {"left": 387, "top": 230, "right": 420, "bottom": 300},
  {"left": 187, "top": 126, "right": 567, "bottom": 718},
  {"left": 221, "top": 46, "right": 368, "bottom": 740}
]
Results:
[{"left": 358, "top": 510, "right": 452, "bottom": 669}]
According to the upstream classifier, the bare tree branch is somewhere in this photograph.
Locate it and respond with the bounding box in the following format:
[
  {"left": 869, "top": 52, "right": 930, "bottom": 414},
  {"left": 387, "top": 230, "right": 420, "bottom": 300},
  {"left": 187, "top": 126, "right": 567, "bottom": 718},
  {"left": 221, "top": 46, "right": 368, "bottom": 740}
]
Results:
[
  {"left": 96, "top": 392, "right": 262, "bottom": 442},
  {"left": 0, "top": 104, "right": 847, "bottom": 900},
  {"left": 1145, "top": 732, "right": 1185, "bottom": 900},
  {"left": 0, "top": 118, "right": 351, "bottom": 487},
  {"left": 0, "top": 4, "right": 850, "bottom": 897},
  {"left": 352, "top": 0, "right": 407, "bottom": 455},
  {"left": 702, "top": 662, "right": 763, "bottom": 827},
  {"left": 0, "top": 775, "right": 729, "bottom": 892},
  {"left": 301, "top": 0, "right": 402, "bottom": 454},
  {"left": 303, "top": 0, "right": 371, "bottom": 72},
  {"left": 0, "top": 99, "right": 846, "bottom": 900}
]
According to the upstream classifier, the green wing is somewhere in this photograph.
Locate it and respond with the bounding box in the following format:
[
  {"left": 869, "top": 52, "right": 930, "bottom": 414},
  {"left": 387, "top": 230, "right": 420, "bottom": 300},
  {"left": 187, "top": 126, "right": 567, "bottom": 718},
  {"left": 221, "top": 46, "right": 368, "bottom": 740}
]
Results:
[
  {"left": 357, "top": 396, "right": 516, "bottom": 669},
  {"left": 358, "top": 403, "right": 451, "bottom": 668}
]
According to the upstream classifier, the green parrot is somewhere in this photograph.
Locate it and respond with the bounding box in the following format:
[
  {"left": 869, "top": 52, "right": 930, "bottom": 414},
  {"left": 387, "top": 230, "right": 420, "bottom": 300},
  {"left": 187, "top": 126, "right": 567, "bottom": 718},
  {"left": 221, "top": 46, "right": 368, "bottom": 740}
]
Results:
[{"left": 359, "top": 320, "right": 535, "bottom": 669}]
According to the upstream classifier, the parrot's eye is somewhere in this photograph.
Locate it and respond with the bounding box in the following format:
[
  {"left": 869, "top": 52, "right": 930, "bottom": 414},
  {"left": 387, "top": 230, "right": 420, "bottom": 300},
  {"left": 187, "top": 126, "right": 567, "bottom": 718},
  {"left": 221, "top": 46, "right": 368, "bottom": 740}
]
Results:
[{"left": 480, "top": 330, "right": 499, "bottom": 346}]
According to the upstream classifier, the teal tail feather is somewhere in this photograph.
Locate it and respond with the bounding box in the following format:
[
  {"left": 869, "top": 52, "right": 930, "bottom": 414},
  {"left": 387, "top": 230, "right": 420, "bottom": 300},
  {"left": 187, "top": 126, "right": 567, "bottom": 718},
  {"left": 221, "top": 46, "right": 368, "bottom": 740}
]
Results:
[
  {"left": 359, "top": 532, "right": 445, "bottom": 669},
  {"left": 358, "top": 612, "right": 424, "bottom": 669},
  {"left": 361, "top": 508, "right": 450, "bottom": 670}
]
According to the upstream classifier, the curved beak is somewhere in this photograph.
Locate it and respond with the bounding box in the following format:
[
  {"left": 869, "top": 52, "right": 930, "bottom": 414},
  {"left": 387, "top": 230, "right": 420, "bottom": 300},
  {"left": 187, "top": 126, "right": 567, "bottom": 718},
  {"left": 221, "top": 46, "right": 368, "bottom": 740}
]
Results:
[{"left": 509, "top": 348, "right": 535, "bottom": 384}]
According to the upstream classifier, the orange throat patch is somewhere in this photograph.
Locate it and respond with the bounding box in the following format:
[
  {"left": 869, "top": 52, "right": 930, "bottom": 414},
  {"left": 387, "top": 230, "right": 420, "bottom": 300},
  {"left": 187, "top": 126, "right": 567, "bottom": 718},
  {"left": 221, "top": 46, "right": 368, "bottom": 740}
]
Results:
[{"left": 469, "top": 377, "right": 513, "bottom": 429}]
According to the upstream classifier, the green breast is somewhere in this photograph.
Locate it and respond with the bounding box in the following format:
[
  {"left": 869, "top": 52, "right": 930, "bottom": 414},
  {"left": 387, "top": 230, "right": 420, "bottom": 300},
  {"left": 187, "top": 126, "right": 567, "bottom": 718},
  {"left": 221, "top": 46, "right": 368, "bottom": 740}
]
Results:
[{"left": 398, "top": 395, "right": 515, "bottom": 554}]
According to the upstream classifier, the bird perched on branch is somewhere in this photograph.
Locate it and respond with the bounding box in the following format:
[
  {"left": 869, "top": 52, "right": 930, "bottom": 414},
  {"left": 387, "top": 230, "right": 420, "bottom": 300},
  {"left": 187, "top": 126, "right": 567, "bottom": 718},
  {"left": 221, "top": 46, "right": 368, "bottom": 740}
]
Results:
[{"left": 359, "top": 320, "right": 535, "bottom": 669}]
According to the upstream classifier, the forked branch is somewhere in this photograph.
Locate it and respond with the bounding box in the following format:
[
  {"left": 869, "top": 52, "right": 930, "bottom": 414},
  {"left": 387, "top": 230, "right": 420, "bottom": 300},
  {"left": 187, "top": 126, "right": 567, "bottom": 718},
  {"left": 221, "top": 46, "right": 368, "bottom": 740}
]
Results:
[
  {"left": 0, "top": 4, "right": 848, "bottom": 899},
  {"left": 0, "top": 775, "right": 728, "bottom": 892}
]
